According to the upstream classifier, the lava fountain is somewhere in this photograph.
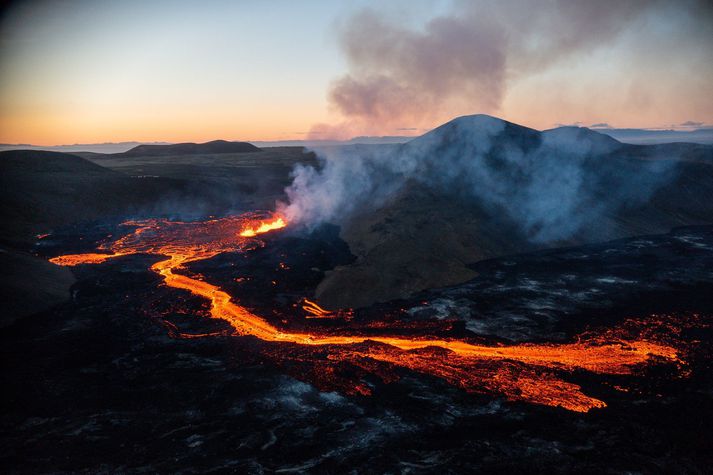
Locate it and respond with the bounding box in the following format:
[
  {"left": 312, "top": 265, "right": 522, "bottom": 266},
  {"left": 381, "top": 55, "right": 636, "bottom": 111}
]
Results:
[{"left": 49, "top": 212, "right": 689, "bottom": 412}]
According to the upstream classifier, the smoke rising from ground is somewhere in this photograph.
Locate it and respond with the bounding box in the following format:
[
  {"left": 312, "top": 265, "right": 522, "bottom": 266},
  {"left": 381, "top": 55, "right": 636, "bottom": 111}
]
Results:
[{"left": 282, "top": 115, "right": 679, "bottom": 242}]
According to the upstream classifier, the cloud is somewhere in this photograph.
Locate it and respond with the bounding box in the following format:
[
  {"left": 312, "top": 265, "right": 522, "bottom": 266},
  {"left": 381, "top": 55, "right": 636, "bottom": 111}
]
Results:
[
  {"left": 590, "top": 123, "right": 612, "bottom": 129},
  {"left": 315, "top": 0, "right": 670, "bottom": 138},
  {"left": 680, "top": 121, "right": 704, "bottom": 127}
]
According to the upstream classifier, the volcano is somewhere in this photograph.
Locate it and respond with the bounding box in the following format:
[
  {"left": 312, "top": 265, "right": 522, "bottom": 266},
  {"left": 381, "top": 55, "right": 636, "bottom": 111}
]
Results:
[
  {"left": 2, "top": 116, "right": 713, "bottom": 473},
  {"left": 313, "top": 114, "right": 713, "bottom": 309}
]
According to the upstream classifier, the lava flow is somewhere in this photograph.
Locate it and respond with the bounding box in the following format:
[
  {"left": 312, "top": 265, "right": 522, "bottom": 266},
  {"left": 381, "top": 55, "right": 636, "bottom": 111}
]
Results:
[
  {"left": 49, "top": 213, "right": 689, "bottom": 412},
  {"left": 302, "top": 299, "right": 336, "bottom": 318},
  {"left": 239, "top": 216, "right": 286, "bottom": 237}
]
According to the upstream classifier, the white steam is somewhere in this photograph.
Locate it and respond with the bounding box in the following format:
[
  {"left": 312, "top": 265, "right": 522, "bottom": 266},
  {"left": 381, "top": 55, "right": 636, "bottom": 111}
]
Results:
[{"left": 281, "top": 115, "right": 677, "bottom": 242}]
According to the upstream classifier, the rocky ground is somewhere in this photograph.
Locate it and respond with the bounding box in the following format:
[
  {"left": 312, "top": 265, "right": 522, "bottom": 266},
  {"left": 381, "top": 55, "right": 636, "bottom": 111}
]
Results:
[{"left": 2, "top": 222, "right": 712, "bottom": 474}]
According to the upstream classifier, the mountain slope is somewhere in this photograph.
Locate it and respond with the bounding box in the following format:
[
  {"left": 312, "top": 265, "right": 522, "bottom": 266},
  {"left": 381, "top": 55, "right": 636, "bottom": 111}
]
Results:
[
  {"left": 0, "top": 150, "right": 189, "bottom": 243},
  {"left": 314, "top": 115, "right": 713, "bottom": 309}
]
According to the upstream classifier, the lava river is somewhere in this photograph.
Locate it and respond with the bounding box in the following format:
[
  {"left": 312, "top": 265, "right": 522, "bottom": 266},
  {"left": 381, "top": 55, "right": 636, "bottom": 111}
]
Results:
[{"left": 49, "top": 213, "right": 689, "bottom": 412}]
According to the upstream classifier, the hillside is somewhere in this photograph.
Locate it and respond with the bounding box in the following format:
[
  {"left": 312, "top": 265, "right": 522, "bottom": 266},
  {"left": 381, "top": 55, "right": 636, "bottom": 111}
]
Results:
[
  {"left": 0, "top": 150, "right": 187, "bottom": 243},
  {"left": 0, "top": 148, "right": 317, "bottom": 324},
  {"left": 0, "top": 150, "right": 187, "bottom": 324},
  {"left": 314, "top": 115, "right": 713, "bottom": 309},
  {"left": 0, "top": 248, "right": 75, "bottom": 327}
]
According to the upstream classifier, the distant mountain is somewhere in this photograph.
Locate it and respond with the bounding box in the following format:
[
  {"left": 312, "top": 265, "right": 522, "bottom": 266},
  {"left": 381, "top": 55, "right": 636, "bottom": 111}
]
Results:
[
  {"left": 3, "top": 126, "right": 710, "bottom": 154},
  {"left": 0, "top": 140, "right": 262, "bottom": 155},
  {"left": 313, "top": 114, "right": 713, "bottom": 309},
  {"left": 598, "top": 127, "right": 713, "bottom": 145},
  {"left": 0, "top": 142, "right": 171, "bottom": 154},
  {"left": 115, "top": 140, "right": 260, "bottom": 157}
]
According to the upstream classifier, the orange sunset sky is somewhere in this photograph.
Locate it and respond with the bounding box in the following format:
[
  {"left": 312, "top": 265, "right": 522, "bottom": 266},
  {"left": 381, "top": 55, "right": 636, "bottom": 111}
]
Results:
[{"left": 1, "top": 0, "right": 712, "bottom": 145}]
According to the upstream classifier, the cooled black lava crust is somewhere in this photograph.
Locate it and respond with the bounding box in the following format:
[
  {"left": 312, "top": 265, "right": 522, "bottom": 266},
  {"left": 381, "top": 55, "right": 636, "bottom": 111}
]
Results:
[{"left": 2, "top": 224, "right": 712, "bottom": 473}]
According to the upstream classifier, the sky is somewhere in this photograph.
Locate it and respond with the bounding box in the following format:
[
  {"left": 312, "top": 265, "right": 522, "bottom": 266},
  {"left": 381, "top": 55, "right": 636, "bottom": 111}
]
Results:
[{"left": 0, "top": 0, "right": 711, "bottom": 145}]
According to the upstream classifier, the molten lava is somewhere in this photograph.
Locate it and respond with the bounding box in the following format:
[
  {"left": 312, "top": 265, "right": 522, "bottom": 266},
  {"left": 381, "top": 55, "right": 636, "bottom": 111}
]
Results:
[
  {"left": 49, "top": 212, "right": 689, "bottom": 413},
  {"left": 302, "top": 298, "right": 335, "bottom": 318},
  {"left": 239, "top": 215, "right": 286, "bottom": 237}
]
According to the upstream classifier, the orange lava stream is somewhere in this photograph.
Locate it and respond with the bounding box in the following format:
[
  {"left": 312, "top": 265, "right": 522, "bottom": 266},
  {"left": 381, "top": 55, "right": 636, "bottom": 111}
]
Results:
[
  {"left": 239, "top": 216, "right": 286, "bottom": 237},
  {"left": 50, "top": 252, "right": 129, "bottom": 266},
  {"left": 302, "top": 298, "right": 335, "bottom": 318},
  {"left": 48, "top": 214, "right": 685, "bottom": 412}
]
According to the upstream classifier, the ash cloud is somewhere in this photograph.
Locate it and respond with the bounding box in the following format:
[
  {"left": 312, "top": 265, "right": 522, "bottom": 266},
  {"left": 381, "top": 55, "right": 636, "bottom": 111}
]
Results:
[
  {"left": 315, "top": 0, "right": 660, "bottom": 138},
  {"left": 281, "top": 1, "right": 709, "bottom": 243}
]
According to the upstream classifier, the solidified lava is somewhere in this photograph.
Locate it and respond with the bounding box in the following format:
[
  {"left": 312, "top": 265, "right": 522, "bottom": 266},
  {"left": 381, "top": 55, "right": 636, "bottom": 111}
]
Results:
[{"left": 49, "top": 213, "right": 692, "bottom": 412}]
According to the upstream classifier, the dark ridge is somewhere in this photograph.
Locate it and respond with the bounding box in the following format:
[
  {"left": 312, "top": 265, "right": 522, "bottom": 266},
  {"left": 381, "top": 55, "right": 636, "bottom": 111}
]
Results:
[
  {"left": 116, "top": 140, "right": 261, "bottom": 157},
  {"left": 0, "top": 149, "right": 121, "bottom": 174},
  {"left": 0, "top": 150, "right": 187, "bottom": 244}
]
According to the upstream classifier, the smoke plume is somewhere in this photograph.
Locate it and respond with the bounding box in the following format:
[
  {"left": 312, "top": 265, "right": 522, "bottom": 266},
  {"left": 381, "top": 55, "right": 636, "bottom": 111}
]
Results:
[
  {"left": 313, "top": 0, "right": 660, "bottom": 138},
  {"left": 280, "top": 1, "right": 710, "bottom": 242},
  {"left": 282, "top": 115, "right": 679, "bottom": 242}
]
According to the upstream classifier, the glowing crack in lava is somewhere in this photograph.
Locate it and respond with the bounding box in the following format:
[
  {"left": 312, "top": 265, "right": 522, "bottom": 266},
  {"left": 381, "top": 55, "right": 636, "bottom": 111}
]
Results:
[{"left": 49, "top": 213, "right": 687, "bottom": 412}]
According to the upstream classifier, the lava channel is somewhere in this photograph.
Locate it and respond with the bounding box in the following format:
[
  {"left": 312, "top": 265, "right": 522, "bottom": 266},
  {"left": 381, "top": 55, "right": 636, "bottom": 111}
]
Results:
[{"left": 49, "top": 213, "right": 688, "bottom": 412}]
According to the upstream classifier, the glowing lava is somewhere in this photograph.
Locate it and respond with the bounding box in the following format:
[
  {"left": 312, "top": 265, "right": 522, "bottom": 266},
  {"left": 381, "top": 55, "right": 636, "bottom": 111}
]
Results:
[
  {"left": 48, "top": 213, "right": 688, "bottom": 412},
  {"left": 302, "top": 298, "right": 335, "bottom": 318},
  {"left": 239, "top": 215, "right": 286, "bottom": 237}
]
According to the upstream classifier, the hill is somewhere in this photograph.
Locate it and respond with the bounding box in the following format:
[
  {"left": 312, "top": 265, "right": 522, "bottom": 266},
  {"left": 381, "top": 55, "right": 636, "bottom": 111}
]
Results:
[
  {"left": 115, "top": 140, "right": 260, "bottom": 157},
  {"left": 0, "top": 150, "right": 189, "bottom": 243},
  {"left": 312, "top": 115, "right": 713, "bottom": 308}
]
